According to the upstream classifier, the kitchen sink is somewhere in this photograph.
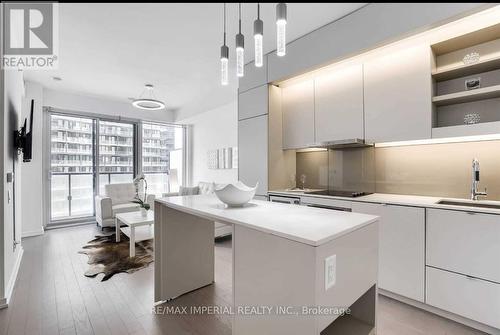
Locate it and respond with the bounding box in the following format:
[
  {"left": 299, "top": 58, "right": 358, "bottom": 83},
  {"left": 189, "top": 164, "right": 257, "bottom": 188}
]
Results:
[{"left": 436, "top": 199, "right": 500, "bottom": 210}]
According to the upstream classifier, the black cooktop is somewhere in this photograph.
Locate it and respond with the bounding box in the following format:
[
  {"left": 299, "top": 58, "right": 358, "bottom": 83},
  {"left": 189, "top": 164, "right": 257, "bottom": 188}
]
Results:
[{"left": 306, "top": 190, "right": 372, "bottom": 198}]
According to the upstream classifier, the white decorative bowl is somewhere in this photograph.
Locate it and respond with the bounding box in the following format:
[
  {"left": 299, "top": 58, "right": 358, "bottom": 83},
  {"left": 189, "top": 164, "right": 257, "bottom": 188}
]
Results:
[{"left": 214, "top": 181, "right": 258, "bottom": 207}]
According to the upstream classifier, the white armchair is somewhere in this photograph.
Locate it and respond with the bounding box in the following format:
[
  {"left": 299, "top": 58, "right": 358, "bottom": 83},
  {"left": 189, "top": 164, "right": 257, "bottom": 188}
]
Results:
[{"left": 95, "top": 183, "right": 155, "bottom": 229}]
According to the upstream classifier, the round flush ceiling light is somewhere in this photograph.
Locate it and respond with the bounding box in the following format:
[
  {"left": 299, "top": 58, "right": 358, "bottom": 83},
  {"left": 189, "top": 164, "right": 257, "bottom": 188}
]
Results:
[{"left": 132, "top": 84, "right": 166, "bottom": 110}]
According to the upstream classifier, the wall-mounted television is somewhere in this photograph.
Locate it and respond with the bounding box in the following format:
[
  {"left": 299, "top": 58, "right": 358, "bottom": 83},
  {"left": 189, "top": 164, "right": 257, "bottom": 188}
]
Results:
[{"left": 13, "top": 99, "right": 34, "bottom": 162}]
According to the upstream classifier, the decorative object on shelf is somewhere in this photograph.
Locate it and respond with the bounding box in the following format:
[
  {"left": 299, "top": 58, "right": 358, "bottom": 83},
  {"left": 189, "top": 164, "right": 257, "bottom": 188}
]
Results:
[
  {"left": 132, "top": 174, "right": 150, "bottom": 215},
  {"left": 464, "top": 113, "right": 481, "bottom": 125},
  {"left": 207, "top": 147, "right": 238, "bottom": 169},
  {"left": 254, "top": 3, "right": 263, "bottom": 67},
  {"left": 214, "top": 181, "right": 258, "bottom": 207},
  {"left": 220, "top": 3, "right": 229, "bottom": 85},
  {"left": 235, "top": 3, "right": 245, "bottom": 77},
  {"left": 465, "top": 77, "right": 481, "bottom": 90},
  {"left": 132, "top": 84, "right": 165, "bottom": 110},
  {"left": 276, "top": 3, "right": 287, "bottom": 56},
  {"left": 462, "top": 52, "right": 480, "bottom": 65}
]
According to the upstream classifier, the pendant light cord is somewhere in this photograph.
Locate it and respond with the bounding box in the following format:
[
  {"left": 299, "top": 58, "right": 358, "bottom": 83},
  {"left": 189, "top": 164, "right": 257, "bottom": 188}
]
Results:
[
  {"left": 223, "top": 3, "right": 226, "bottom": 45},
  {"left": 238, "top": 3, "right": 241, "bottom": 33},
  {"left": 257, "top": 3, "right": 260, "bottom": 19}
]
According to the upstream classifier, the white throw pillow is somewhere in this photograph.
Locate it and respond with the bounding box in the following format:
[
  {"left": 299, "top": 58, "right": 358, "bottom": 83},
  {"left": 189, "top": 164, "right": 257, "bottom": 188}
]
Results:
[{"left": 179, "top": 186, "right": 200, "bottom": 196}]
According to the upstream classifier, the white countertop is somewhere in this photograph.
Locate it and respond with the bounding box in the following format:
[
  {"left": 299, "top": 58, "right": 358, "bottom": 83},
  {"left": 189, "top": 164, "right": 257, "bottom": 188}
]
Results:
[
  {"left": 155, "top": 195, "right": 378, "bottom": 247},
  {"left": 269, "top": 190, "right": 500, "bottom": 215}
]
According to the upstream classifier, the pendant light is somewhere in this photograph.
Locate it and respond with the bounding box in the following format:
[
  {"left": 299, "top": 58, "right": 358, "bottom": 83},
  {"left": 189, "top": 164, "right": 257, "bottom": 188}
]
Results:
[
  {"left": 220, "top": 3, "right": 229, "bottom": 85},
  {"left": 132, "top": 84, "right": 165, "bottom": 110},
  {"left": 235, "top": 3, "right": 244, "bottom": 77},
  {"left": 276, "top": 3, "right": 287, "bottom": 57},
  {"left": 253, "top": 3, "right": 263, "bottom": 67}
]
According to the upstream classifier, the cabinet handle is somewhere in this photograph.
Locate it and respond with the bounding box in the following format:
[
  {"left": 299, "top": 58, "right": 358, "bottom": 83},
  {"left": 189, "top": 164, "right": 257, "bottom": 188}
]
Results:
[
  {"left": 466, "top": 211, "right": 476, "bottom": 215},
  {"left": 466, "top": 275, "right": 478, "bottom": 281}
]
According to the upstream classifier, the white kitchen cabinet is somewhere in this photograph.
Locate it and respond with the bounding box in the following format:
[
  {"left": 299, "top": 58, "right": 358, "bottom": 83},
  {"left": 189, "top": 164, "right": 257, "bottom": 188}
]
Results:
[
  {"left": 351, "top": 202, "right": 425, "bottom": 302},
  {"left": 239, "top": 58, "right": 268, "bottom": 92},
  {"left": 427, "top": 209, "right": 500, "bottom": 283},
  {"left": 315, "top": 64, "right": 364, "bottom": 143},
  {"left": 426, "top": 266, "right": 500, "bottom": 329},
  {"left": 281, "top": 80, "right": 315, "bottom": 149},
  {"left": 238, "top": 85, "right": 268, "bottom": 121},
  {"left": 238, "top": 115, "right": 268, "bottom": 196},
  {"left": 364, "top": 44, "right": 433, "bottom": 143}
]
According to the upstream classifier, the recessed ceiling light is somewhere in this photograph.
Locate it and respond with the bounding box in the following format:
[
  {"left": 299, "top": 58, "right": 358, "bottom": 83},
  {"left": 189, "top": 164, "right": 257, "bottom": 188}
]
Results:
[{"left": 52, "top": 76, "right": 62, "bottom": 81}]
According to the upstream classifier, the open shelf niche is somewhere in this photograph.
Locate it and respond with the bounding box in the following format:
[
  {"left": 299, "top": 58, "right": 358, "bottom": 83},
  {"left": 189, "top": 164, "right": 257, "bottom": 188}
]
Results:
[{"left": 431, "top": 23, "right": 500, "bottom": 138}]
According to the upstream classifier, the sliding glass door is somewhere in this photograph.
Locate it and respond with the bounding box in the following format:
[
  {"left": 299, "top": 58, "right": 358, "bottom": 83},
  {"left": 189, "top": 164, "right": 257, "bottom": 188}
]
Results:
[{"left": 49, "top": 114, "right": 137, "bottom": 224}]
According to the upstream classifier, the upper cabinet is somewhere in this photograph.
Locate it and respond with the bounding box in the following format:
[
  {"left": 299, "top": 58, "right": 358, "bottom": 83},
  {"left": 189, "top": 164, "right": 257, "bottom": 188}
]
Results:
[
  {"left": 239, "top": 58, "right": 268, "bottom": 92},
  {"left": 315, "top": 64, "right": 364, "bottom": 143},
  {"left": 282, "top": 80, "right": 315, "bottom": 149},
  {"left": 364, "top": 45, "right": 433, "bottom": 143},
  {"left": 238, "top": 85, "right": 268, "bottom": 121}
]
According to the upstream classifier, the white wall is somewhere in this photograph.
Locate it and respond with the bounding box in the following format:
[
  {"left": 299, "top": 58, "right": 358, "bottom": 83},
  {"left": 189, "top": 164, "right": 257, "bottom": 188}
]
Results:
[
  {"left": 180, "top": 101, "right": 238, "bottom": 185},
  {"left": 43, "top": 89, "right": 175, "bottom": 123},
  {"left": 21, "top": 82, "right": 44, "bottom": 238},
  {"left": 1, "top": 69, "right": 25, "bottom": 307}
]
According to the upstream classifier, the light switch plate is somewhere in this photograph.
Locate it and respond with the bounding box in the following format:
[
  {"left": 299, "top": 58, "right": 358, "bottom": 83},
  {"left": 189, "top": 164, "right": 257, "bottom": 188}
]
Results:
[{"left": 324, "top": 254, "right": 336, "bottom": 290}]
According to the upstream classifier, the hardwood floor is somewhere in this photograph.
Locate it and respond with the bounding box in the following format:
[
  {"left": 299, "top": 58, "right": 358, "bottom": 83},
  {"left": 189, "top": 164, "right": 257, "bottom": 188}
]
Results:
[{"left": 0, "top": 224, "right": 487, "bottom": 335}]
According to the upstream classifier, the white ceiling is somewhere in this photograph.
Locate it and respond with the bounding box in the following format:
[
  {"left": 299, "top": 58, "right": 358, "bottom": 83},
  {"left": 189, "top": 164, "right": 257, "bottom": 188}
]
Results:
[{"left": 24, "top": 3, "right": 367, "bottom": 120}]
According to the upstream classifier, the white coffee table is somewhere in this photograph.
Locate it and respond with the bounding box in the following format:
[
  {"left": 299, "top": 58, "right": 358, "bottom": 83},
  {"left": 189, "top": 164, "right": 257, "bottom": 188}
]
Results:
[{"left": 115, "top": 210, "right": 154, "bottom": 257}]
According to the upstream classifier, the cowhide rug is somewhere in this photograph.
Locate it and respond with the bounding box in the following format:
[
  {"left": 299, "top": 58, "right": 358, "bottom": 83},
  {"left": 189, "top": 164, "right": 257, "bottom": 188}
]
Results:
[{"left": 79, "top": 232, "right": 153, "bottom": 281}]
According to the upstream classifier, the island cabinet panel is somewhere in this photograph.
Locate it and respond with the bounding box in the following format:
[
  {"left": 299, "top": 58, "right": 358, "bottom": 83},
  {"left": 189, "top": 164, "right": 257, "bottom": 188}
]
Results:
[
  {"left": 282, "top": 79, "right": 315, "bottom": 149},
  {"left": 314, "top": 64, "right": 364, "bottom": 143},
  {"left": 238, "top": 115, "right": 268, "bottom": 196},
  {"left": 233, "top": 222, "right": 378, "bottom": 335},
  {"left": 426, "top": 208, "right": 500, "bottom": 283},
  {"left": 351, "top": 202, "right": 425, "bottom": 302},
  {"left": 363, "top": 44, "right": 433, "bottom": 143}
]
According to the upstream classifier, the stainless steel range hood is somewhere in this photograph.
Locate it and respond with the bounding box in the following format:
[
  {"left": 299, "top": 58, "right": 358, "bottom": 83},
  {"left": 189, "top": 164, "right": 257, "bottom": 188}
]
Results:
[{"left": 316, "top": 139, "right": 373, "bottom": 149}]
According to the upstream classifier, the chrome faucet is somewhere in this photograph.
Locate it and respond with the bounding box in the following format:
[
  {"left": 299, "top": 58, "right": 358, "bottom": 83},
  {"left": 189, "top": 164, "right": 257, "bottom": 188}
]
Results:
[{"left": 471, "top": 158, "right": 487, "bottom": 200}]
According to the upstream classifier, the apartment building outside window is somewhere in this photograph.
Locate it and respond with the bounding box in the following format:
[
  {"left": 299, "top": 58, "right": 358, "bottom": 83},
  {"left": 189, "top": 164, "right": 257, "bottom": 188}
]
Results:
[{"left": 47, "top": 111, "right": 186, "bottom": 225}]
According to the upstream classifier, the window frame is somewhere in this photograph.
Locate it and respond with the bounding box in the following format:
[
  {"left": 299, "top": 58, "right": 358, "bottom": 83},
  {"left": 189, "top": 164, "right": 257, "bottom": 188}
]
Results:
[{"left": 43, "top": 106, "right": 188, "bottom": 227}]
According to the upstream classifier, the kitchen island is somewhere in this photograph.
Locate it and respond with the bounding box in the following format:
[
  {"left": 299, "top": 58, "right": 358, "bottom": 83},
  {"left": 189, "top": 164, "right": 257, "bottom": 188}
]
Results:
[{"left": 154, "top": 195, "right": 379, "bottom": 335}]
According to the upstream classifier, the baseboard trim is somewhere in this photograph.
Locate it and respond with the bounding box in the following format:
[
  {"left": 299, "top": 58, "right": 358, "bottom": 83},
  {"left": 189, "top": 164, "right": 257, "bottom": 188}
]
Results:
[
  {"left": 22, "top": 227, "right": 44, "bottom": 238},
  {"left": 379, "top": 289, "right": 500, "bottom": 335},
  {"left": 4, "top": 246, "right": 24, "bottom": 307}
]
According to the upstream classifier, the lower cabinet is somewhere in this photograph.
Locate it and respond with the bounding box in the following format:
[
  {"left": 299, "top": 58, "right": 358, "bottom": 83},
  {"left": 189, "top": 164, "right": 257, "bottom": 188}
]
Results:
[
  {"left": 427, "top": 208, "right": 500, "bottom": 283},
  {"left": 426, "top": 208, "right": 500, "bottom": 328},
  {"left": 351, "top": 202, "right": 425, "bottom": 302},
  {"left": 426, "top": 266, "right": 500, "bottom": 329}
]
